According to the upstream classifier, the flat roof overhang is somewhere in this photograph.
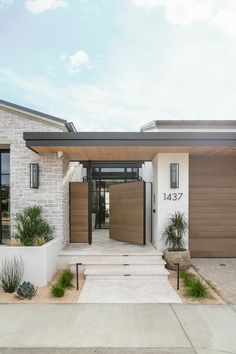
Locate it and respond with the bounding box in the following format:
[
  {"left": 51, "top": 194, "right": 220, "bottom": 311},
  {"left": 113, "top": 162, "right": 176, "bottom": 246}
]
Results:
[{"left": 23, "top": 131, "right": 236, "bottom": 161}]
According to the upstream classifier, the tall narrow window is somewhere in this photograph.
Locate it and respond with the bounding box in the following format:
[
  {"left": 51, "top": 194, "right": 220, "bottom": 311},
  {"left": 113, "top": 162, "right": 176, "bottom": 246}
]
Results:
[{"left": 0, "top": 151, "right": 10, "bottom": 244}]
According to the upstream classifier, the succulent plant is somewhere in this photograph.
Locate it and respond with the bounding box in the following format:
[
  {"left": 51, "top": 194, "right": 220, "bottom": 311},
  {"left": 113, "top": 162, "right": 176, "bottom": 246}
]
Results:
[{"left": 16, "top": 281, "right": 37, "bottom": 299}]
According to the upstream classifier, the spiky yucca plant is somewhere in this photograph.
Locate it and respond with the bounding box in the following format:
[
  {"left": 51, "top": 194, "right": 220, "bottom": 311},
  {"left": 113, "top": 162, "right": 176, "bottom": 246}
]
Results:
[
  {"left": 162, "top": 211, "right": 188, "bottom": 250},
  {"left": 0, "top": 256, "right": 24, "bottom": 293},
  {"left": 15, "top": 206, "right": 53, "bottom": 246}
]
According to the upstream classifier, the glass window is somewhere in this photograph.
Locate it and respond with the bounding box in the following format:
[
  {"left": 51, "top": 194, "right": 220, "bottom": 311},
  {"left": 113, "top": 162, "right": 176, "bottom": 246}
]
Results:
[
  {"left": 1, "top": 153, "right": 10, "bottom": 174},
  {"left": 0, "top": 151, "right": 10, "bottom": 244},
  {"left": 1, "top": 175, "right": 10, "bottom": 188}
]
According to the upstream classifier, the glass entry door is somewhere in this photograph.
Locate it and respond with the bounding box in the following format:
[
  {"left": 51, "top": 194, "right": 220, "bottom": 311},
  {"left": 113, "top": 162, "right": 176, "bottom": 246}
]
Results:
[{"left": 91, "top": 166, "right": 140, "bottom": 229}]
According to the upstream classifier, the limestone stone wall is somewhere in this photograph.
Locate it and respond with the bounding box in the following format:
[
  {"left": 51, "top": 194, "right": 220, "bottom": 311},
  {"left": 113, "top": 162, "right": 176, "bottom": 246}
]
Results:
[{"left": 0, "top": 107, "right": 79, "bottom": 246}]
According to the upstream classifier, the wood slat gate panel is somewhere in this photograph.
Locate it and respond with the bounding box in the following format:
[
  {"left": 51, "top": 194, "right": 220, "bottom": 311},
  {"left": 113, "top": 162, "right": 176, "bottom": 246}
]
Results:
[
  {"left": 189, "top": 156, "right": 236, "bottom": 257},
  {"left": 70, "top": 182, "right": 88, "bottom": 243},
  {"left": 109, "top": 181, "right": 145, "bottom": 245}
]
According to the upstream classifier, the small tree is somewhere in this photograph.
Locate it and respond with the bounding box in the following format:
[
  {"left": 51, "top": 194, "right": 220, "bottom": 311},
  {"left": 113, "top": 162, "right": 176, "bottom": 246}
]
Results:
[
  {"left": 15, "top": 206, "right": 53, "bottom": 246},
  {"left": 162, "top": 211, "right": 188, "bottom": 250}
]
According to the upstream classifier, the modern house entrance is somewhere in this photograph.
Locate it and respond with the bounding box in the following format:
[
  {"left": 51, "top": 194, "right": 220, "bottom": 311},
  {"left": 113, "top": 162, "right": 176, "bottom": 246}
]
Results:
[
  {"left": 69, "top": 162, "right": 147, "bottom": 245},
  {"left": 24, "top": 130, "right": 236, "bottom": 257}
]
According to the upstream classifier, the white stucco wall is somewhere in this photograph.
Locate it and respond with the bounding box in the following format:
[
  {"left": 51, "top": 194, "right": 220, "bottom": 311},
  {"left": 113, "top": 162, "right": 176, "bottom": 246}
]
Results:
[
  {"left": 0, "top": 238, "right": 62, "bottom": 286},
  {"left": 151, "top": 153, "right": 189, "bottom": 251}
]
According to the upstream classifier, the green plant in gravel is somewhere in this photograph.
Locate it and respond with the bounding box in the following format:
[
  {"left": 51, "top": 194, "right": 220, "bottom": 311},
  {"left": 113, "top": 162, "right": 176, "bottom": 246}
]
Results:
[
  {"left": 181, "top": 271, "right": 208, "bottom": 298},
  {"left": 15, "top": 206, "right": 53, "bottom": 246},
  {"left": 50, "top": 284, "right": 65, "bottom": 298},
  {"left": 59, "top": 270, "right": 74, "bottom": 289},
  {"left": 0, "top": 256, "right": 24, "bottom": 293},
  {"left": 185, "top": 278, "right": 208, "bottom": 298},
  {"left": 180, "top": 270, "right": 195, "bottom": 287}
]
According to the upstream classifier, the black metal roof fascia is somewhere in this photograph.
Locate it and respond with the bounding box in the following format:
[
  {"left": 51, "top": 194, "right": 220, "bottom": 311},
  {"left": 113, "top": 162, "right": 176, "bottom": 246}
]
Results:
[
  {"left": 23, "top": 131, "right": 236, "bottom": 147},
  {"left": 0, "top": 99, "right": 67, "bottom": 125}
]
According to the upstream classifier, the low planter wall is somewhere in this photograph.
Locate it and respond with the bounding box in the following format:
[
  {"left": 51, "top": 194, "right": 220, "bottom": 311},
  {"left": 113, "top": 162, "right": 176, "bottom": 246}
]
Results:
[{"left": 0, "top": 237, "right": 63, "bottom": 287}]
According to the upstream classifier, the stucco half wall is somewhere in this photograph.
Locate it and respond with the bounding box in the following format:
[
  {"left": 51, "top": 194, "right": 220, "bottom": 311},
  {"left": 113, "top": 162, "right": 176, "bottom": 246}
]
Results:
[{"left": 0, "top": 237, "right": 62, "bottom": 287}]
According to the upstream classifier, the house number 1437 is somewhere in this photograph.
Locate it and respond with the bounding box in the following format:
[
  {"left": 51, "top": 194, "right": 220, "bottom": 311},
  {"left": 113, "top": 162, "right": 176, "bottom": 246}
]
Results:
[{"left": 164, "top": 193, "right": 183, "bottom": 201}]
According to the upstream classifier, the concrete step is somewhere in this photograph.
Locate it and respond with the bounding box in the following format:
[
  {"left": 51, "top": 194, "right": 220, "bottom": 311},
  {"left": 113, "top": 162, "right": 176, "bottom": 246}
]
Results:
[
  {"left": 86, "top": 274, "right": 169, "bottom": 280},
  {"left": 59, "top": 247, "right": 163, "bottom": 257},
  {"left": 84, "top": 265, "right": 169, "bottom": 277},
  {"left": 69, "top": 255, "right": 165, "bottom": 266}
]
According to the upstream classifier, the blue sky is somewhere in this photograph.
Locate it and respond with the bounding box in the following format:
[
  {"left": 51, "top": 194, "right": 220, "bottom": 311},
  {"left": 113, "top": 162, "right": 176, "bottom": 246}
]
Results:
[{"left": 0, "top": 0, "right": 236, "bottom": 131}]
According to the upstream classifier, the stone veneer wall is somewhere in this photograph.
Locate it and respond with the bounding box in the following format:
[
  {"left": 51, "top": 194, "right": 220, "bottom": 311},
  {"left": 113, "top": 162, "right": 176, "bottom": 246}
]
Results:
[{"left": 0, "top": 107, "right": 79, "bottom": 246}]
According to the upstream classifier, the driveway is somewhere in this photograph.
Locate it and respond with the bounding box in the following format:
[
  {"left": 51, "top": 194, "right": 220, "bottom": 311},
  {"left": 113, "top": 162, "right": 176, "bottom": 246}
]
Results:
[
  {"left": 0, "top": 304, "right": 236, "bottom": 353},
  {"left": 192, "top": 258, "right": 236, "bottom": 304}
]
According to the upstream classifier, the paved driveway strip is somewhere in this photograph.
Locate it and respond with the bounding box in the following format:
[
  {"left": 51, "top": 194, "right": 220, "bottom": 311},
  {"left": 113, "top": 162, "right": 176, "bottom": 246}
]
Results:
[
  {"left": 0, "top": 304, "right": 235, "bottom": 354},
  {"left": 172, "top": 304, "right": 236, "bottom": 354},
  {"left": 191, "top": 258, "right": 236, "bottom": 304}
]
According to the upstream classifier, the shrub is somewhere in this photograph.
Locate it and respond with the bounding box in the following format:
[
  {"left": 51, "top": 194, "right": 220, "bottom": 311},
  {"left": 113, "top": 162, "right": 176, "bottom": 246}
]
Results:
[
  {"left": 50, "top": 284, "right": 65, "bottom": 297},
  {"left": 181, "top": 270, "right": 195, "bottom": 287},
  {"left": 0, "top": 256, "right": 24, "bottom": 293},
  {"left": 162, "top": 212, "right": 188, "bottom": 250},
  {"left": 59, "top": 270, "right": 74, "bottom": 289},
  {"left": 181, "top": 270, "right": 208, "bottom": 298},
  {"left": 185, "top": 278, "right": 208, "bottom": 298},
  {"left": 15, "top": 206, "right": 53, "bottom": 246}
]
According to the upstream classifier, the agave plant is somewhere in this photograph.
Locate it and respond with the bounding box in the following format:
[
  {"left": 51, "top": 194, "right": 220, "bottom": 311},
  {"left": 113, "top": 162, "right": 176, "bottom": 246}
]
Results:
[
  {"left": 162, "top": 211, "right": 188, "bottom": 250},
  {"left": 16, "top": 281, "right": 37, "bottom": 299}
]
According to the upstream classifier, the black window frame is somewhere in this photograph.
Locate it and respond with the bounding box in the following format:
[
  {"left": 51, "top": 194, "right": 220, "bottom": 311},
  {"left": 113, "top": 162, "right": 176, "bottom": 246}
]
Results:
[{"left": 90, "top": 164, "right": 141, "bottom": 229}]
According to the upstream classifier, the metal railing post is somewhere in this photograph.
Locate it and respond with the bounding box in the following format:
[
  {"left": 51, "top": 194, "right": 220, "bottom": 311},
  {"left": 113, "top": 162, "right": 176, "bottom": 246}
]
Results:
[
  {"left": 76, "top": 263, "right": 82, "bottom": 290},
  {"left": 174, "top": 263, "right": 180, "bottom": 290}
]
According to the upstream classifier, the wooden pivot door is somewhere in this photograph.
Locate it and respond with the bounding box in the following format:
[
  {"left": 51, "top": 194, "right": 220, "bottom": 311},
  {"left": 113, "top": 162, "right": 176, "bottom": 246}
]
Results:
[
  {"left": 70, "top": 182, "right": 88, "bottom": 243},
  {"left": 109, "top": 181, "right": 146, "bottom": 245}
]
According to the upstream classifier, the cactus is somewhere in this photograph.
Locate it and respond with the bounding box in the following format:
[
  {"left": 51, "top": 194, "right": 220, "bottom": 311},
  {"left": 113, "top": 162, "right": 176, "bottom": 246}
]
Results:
[{"left": 16, "top": 281, "right": 37, "bottom": 299}]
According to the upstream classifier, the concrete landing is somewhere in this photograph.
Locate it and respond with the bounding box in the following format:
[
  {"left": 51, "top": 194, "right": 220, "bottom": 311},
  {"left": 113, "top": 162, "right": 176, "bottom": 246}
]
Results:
[{"left": 78, "top": 277, "right": 181, "bottom": 303}]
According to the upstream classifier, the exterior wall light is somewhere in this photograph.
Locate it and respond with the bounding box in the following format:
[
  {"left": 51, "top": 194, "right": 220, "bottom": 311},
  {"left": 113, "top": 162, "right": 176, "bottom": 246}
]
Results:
[
  {"left": 170, "top": 163, "right": 179, "bottom": 188},
  {"left": 30, "top": 163, "right": 39, "bottom": 188}
]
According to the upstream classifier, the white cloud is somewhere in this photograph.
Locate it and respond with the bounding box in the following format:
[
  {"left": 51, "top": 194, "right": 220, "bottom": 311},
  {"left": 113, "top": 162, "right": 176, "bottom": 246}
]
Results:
[
  {"left": 25, "top": 0, "right": 67, "bottom": 14},
  {"left": 60, "top": 52, "right": 68, "bottom": 60},
  {"left": 0, "top": 0, "right": 14, "bottom": 9},
  {"left": 68, "top": 50, "right": 90, "bottom": 73},
  {"left": 132, "top": 0, "right": 236, "bottom": 35},
  {"left": 212, "top": 9, "right": 236, "bottom": 36}
]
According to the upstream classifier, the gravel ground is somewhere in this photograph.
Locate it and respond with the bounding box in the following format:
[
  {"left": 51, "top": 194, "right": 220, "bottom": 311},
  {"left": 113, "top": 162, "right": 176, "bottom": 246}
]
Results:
[
  {"left": 169, "top": 267, "right": 226, "bottom": 304},
  {"left": 0, "top": 271, "right": 84, "bottom": 303}
]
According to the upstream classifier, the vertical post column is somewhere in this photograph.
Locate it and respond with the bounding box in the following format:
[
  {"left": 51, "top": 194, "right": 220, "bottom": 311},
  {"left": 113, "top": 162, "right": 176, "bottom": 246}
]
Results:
[
  {"left": 151, "top": 153, "right": 189, "bottom": 251},
  {"left": 157, "top": 153, "right": 189, "bottom": 251},
  {"left": 87, "top": 160, "right": 92, "bottom": 245}
]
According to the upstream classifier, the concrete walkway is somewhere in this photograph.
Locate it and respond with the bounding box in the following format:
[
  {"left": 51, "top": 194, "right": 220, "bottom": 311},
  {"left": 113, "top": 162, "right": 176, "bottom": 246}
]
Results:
[
  {"left": 0, "top": 304, "right": 236, "bottom": 353},
  {"left": 192, "top": 258, "right": 236, "bottom": 304},
  {"left": 78, "top": 277, "right": 181, "bottom": 303}
]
